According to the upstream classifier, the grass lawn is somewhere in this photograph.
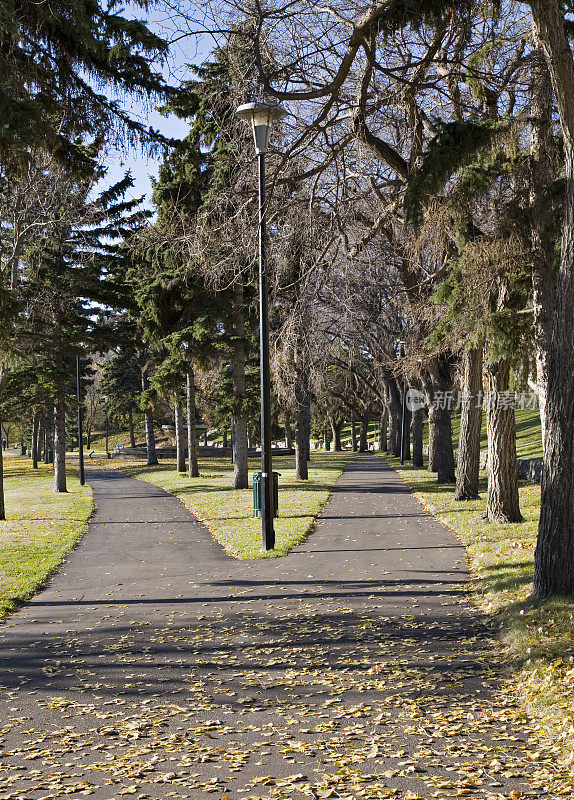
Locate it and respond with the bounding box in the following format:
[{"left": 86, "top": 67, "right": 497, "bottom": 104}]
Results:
[
  {"left": 340, "top": 408, "right": 543, "bottom": 459},
  {"left": 88, "top": 427, "right": 171, "bottom": 451},
  {"left": 384, "top": 452, "right": 574, "bottom": 765},
  {"left": 115, "top": 452, "right": 354, "bottom": 559},
  {"left": 448, "top": 408, "right": 543, "bottom": 461},
  {"left": 0, "top": 454, "right": 94, "bottom": 617}
]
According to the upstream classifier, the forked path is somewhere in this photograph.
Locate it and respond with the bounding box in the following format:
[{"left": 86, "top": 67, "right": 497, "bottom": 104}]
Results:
[{"left": 0, "top": 456, "right": 557, "bottom": 799}]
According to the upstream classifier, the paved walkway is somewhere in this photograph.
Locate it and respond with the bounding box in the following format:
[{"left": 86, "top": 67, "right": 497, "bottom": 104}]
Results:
[{"left": 0, "top": 456, "right": 552, "bottom": 799}]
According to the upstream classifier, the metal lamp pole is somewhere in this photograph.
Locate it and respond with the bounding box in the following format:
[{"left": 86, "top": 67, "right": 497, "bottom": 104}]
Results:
[
  {"left": 236, "top": 100, "right": 287, "bottom": 551},
  {"left": 76, "top": 355, "right": 85, "bottom": 485},
  {"left": 257, "top": 149, "right": 275, "bottom": 549}
]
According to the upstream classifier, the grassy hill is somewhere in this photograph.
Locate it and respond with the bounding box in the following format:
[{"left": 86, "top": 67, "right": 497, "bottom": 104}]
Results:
[{"left": 340, "top": 408, "right": 543, "bottom": 460}]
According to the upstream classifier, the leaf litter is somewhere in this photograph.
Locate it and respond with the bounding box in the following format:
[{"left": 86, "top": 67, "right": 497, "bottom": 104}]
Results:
[{"left": 0, "top": 593, "right": 570, "bottom": 799}]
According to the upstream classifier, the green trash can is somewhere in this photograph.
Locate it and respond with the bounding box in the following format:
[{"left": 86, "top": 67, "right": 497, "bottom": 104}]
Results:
[{"left": 253, "top": 471, "right": 280, "bottom": 518}]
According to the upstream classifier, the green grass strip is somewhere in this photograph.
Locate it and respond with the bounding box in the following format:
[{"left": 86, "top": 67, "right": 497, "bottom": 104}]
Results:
[
  {"left": 116, "top": 452, "right": 354, "bottom": 558},
  {"left": 0, "top": 455, "right": 94, "bottom": 617}
]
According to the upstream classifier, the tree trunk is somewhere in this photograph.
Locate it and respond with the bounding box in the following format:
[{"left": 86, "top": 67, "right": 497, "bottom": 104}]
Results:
[
  {"left": 331, "top": 419, "right": 343, "bottom": 451},
  {"left": 45, "top": 402, "right": 54, "bottom": 464},
  {"left": 428, "top": 405, "right": 455, "bottom": 482},
  {"left": 31, "top": 412, "right": 40, "bottom": 469},
  {"left": 388, "top": 407, "right": 400, "bottom": 456},
  {"left": 128, "top": 406, "right": 136, "bottom": 448},
  {"left": 0, "top": 407, "right": 5, "bottom": 520},
  {"left": 86, "top": 424, "right": 92, "bottom": 450},
  {"left": 454, "top": 346, "right": 483, "bottom": 500},
  {"left": 383, "top": 371, "right": 402, "bottom": 456},
  {"left": 53, "top": 387, "right": 67, "bottom": 493},
  {"left": 485, "top": 359, "right": 522, "bottom": 522},
  {"left": 141, "top": 370, "right": 158, "bottom": 467},
  {"left": 529, "top": 0, "right": 574, "bottom": 594},
  {"left": 529, "top": 47, "right": 555, "bottom": 450},
  {"left": 305, "top": 395, "right": 312, "bottom": 462},
  {"left": 379, "top": 408, "right": 388, "bottom": 453},
  {"left": 400, "top": 390, "right": 411, "bottom": 460},
  {"left": 284, "top": 409, "right": 293, "bottom": 449},
  {"left": 424, "top": 356, "right": 456, "bottom": 482},
  {"left": 412, "top": 407, "right": 424, "bottom": 468},
  {"left": 37, "top": 415, "right": 44, "bottom": 461},
  {"left": 231, "top": 285, "right": 248, "bottom": 489},
  {"left": 359, "top": 411, "right": 369, "bottom": 452},
  {"left": 427, "top": 401, "right": 436, "bottom": 471},
  {"left": 175, "top": 400, "right": 185, "bottom": 473},
  {"left": 350, "top": 411, "right": 358, "bottom": 452},
  {"left": 145, "top": 413, "right": 157, "bottom": 466},
  {"left": 187, "top": 366, "right": 199, "bottom": 478},
  {"left": 295, "top": 369, "right": 310, "bottom": 480}
]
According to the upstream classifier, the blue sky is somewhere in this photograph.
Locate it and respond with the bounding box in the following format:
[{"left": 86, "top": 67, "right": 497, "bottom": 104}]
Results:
[{"left": 99, "top": 5, "right": 212, "bottom": 206}]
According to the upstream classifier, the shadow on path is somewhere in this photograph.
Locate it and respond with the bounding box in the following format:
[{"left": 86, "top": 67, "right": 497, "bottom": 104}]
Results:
[{"left": 0, "top": 455, "right": 554, "bottom": 799}]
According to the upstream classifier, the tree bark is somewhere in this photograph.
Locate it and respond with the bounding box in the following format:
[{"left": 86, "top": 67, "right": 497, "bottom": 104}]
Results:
[
  {"left": 359, "top": 410, "right": 369, "bottom": 452},
  {"left": 454, "top": 346, "right": 483, "bottom": 500},
  {"left": 187, "top": 365, "right": 199, "bottom": 478},
  {"left": 529, "top": 0, "right": 574, "bottom": 595},
  {"left": 428, "top": 405, "right": 455, "bottom": 482},
  {"left": 485, "top": 359, "right": 522, "bottom": 522},
  {"left": 0, "top": 413, "right": 4, "bottom": 520},
  {"left": 53, "top": 386, "right": 67, "bottom": 493},
  {"left": 350, "top": 410, "right": 358, "bottom": 452},
  {"left": 331, "top": 419, "right": 343, "bottom": 451},
  {"left": 388, "top": 406, "right": 400, "bottom": 456},
  {"left": 412, "top": 407, "right": 424, "bottom": 468},
  {"left": 284, "top": 409, "right": 293, "bottom": 449},
  {"left": 304, "top": 393, "right": 312, "bottom": 462},
  {"left": 141, "top": 370, "right": 158, "bottom": 467},
  {"left": 383, "top": 371, "right": 402, "bottom": 456},
  {"left": 424, "top": 356, "right": 456, "bottom": 482},
  {"left": 175, "top": 400, "right": 185, "bottom": 473},
  {"left": 45, "top": 401, "right": 54, "bottom": 463},
  {"left": 31, "top": 411, "right": 40, "bottom": 469},
  {"left": 295, "top": 368, "right": 310, "bottom": 480},
  {"left": 400, "top": 390, "right": 411, "bottom": 460},
  {"left": 379, "top": 408, "right": 388, "bottom": 452},
  {"left": 145, "top": 413, "right": 157, "bottom": 466},
  {"left": 128, "top": 406, "right": 136, "bottom": 449},
  {"left": 0, "top": 368, "right": 5, "bottom": 520},
  {"left": 529, "top": 46, "right": 555, "bottom": 449},
  {"left": 231, "top": 285, "right": 248, "bottom": 489}
]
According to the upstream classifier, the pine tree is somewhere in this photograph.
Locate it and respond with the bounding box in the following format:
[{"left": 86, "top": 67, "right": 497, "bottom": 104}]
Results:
[{"left": 0, "top": 1, "right": 171, "bottom": 171}]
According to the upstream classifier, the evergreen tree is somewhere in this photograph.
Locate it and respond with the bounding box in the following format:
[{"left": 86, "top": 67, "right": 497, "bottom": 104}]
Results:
[{"left": 0, "top": 0, "right": 171, "bottom": 171}]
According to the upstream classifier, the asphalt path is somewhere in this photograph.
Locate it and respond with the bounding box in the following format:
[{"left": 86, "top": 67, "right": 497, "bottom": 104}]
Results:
[{"left": 0, "top": 455, "right": 554, "bottom": 799}]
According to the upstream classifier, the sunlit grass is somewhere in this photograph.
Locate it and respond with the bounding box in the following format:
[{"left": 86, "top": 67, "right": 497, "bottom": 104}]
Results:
[
  {"left": 0, "top": 454, "right": 94, "bottom": 617},
  {"left": 115, "top": 452, "right": 354, "bottom": 558}
]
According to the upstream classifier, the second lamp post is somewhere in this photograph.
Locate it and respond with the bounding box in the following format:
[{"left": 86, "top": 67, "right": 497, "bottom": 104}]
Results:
[{"left": 236, "top": 100, "right": 287, "bottom": 551}]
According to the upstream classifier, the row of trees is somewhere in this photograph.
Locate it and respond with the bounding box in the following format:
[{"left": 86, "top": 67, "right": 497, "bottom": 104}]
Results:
[
  {"left": 2, "top": 0, "right": 574, "bottom": 597},
  {"left": 187, "top": 0, "right": 573, "bottom": 598}
]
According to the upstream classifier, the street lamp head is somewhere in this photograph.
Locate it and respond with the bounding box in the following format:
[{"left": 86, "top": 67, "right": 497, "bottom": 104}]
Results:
[{"left": 236, "top": 101, "right": 288, "bottom": 154}]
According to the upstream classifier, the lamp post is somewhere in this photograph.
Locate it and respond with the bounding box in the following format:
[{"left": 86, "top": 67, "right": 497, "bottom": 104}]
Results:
[
  {"left": 76, "top": 355, "right": 85, "bottom": 485},
  {"left": 103, "top": 395, "right": 109, "bottom": 458},
  {"left": 236, "top": 100, "right": 287, "bottom": 551}
]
